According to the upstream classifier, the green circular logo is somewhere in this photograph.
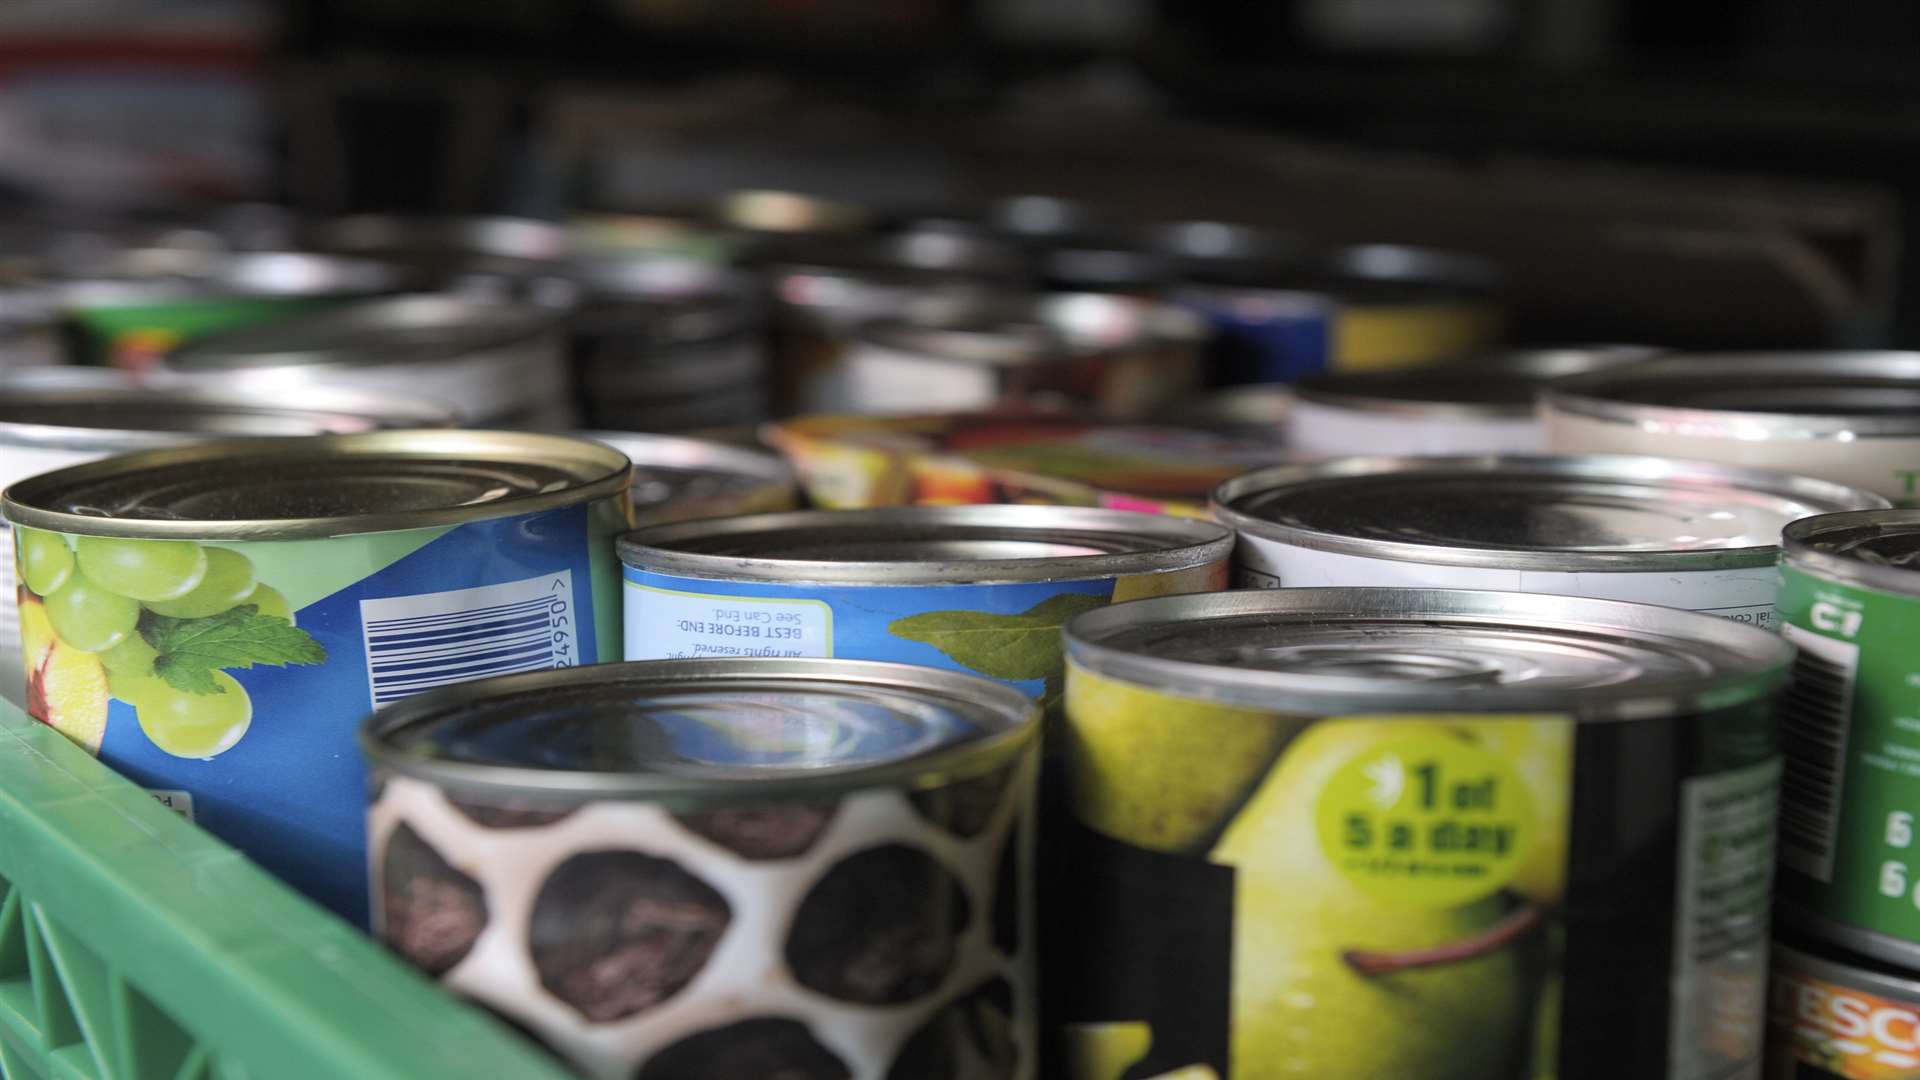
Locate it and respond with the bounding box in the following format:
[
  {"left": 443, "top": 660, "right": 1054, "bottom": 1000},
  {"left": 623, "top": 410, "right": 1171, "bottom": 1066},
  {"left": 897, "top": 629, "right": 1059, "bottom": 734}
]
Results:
[{"left": 1313, "top": 732, "right": 1534, "bottom": 907}]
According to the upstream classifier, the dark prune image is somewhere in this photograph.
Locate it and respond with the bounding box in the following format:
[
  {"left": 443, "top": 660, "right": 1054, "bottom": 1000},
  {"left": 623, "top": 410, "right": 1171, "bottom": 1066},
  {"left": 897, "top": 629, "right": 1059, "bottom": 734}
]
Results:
[
  {"left": 673, "top": 800, "right": 839, "bottom": 859},
  {"left": 449, "top": 796, "right": 580, "bottom": 829},
  {"left": 909, "top": 764, "right": 1015, "bottom": 839},
  {"left": 786, "top": 844, "right": 971, "bottom": 1005},
  {"left": 381, "top": 823, "right": 488, "bottom": 977},
  {"left": 887, "top": 978, "right": 1020, "bottom": 1080},
  {"left": 529, "top": 850, "right": 732, "bottom": 1022},
  {"left": 634, "top": 1017, "right": 850, "bottom": 1080}
]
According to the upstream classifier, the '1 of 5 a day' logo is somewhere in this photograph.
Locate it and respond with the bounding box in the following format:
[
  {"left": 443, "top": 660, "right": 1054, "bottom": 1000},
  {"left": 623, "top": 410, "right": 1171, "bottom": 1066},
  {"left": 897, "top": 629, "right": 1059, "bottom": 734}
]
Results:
[{"left": 1777, "top": 974, "right": 1920, "bottom": 1074}]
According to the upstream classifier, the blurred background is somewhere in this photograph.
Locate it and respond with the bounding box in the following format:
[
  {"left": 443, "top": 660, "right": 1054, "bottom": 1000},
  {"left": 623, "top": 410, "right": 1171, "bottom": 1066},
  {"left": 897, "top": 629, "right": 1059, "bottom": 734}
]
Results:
[{"left": 0, "top": 0, "right": 1913, "bottom": 400}]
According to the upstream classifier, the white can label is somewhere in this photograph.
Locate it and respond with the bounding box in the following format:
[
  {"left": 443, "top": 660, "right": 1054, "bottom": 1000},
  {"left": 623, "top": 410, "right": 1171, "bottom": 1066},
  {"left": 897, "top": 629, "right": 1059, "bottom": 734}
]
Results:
[{"left": 626, "top": 582, "right": 832, "bottom": 660}]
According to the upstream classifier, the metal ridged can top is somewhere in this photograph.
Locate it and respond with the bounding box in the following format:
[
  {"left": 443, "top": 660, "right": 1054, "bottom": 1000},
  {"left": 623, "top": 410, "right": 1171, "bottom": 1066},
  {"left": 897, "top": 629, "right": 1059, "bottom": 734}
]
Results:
[
  {"left": 1214, "top": 454, "right": 1888, "bottom": 572},
  {"left": 0, "top": 369, "right": 456, "bottom": 451},
  {"left": 360, "top": 658, "right": 1038, "bottom": 803},
  {"left": 1, "top": 429, "right": 631, "bottom": 540},
  {"left": 1290, "top": 346, "right": 1660, "bottom": 418},
  {"left": 1783, "top": 508, "right": 1920, "bottom": 595},
  {"left": 1065, "top": 587, "right": 1792, "bottom": 718},
  {"left": 619, "top": 505, "right": 1234, "bottom": 585},
  {"left": 1544, "top": 352, "right": 1920, "bottom": 437},
  {"left": 577, "top": 430, "right": 795, "bottom": 519},
  {"left": 158, "top": 294, "right": 561, "bottom": 373}
]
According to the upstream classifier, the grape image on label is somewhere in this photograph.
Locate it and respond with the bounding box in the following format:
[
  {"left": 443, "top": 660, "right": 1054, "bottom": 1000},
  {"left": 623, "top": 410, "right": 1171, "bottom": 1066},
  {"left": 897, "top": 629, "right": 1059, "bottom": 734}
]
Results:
[{"left": 15, "top": 528, "right": 324, "bottom": 758}]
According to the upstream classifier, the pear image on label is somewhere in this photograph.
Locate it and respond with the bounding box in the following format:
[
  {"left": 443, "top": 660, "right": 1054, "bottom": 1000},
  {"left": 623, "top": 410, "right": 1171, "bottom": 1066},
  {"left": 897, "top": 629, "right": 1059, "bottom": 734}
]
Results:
[
  {"left": 1065, "top": 661, "right": 1296, "bottom": 853},
  {"left": 1453, "top": 718, "right": 1573, "bottom": 906},
  {"left": 1212, "top": 719, "right": 1534, "bottom": 1078}
]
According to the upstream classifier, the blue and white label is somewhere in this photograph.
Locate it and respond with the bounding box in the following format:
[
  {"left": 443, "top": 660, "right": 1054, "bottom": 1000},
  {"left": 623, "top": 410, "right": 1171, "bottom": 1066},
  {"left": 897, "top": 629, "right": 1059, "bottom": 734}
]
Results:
[{"left": 626, "top": 581, "right": 832, "bottom": 660}]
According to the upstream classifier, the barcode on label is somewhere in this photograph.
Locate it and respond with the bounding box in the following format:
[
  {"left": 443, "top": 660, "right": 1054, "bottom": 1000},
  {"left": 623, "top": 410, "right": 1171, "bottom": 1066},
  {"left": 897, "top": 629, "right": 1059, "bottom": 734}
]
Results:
[
  {"left": 360, "top": 571, "right": 577, "bottom": 709},
  {"left": 1777, "top": 624, "right": 1860, "bottom": 882}
]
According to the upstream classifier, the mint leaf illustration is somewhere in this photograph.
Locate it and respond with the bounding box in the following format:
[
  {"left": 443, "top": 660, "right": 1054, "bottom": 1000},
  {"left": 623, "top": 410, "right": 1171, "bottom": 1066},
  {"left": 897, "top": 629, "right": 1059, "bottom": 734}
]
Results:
[
  {"left": 142, "top": 605, "right": 328, "bottom": 694},
  {"left": 889, "top": 592, "right": 1108, "bottom": 683}
]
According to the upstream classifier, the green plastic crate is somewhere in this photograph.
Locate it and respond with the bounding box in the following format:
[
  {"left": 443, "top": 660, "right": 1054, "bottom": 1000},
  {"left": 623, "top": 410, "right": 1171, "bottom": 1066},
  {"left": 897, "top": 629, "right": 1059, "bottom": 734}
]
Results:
[{"left": 0, "top": 699, "right": 573, "bottom": 1080}]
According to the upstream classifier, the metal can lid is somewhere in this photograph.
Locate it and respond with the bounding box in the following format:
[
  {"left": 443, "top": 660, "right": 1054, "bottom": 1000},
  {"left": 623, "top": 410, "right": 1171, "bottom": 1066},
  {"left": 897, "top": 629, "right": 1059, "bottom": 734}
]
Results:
[
  {"left": 620, "top": 505, "right": 1233, "bottom": 585},
  {"left": 1147, "top": 220, "right": 1303, "bottom": 268},
  {"left": 714, "top": 190, "right": 871, "bottom": 235},
  {"left": 207, "top": 251, "right": 399, "bottom": 296},
  {"left": 577, "top": 429, "right": 793, "bottom": 508},
  {"left": 1544, "top": 352, "right": 1920, "bottom": 437},
  {"left": 1215, "top": 454, "right": 1886, "bottom": 571},
  {"left": 359, "top": 658, "right": 1037, "bottom": 804},
  {"left": 1783, "top": 508, "right": 1920, "bottom": 595},
  {"left": 1323, "top": 243, "right": 1506, "bottom": 294},
  {"left": 988, "top": 194, "right": 1094, "bottom": 241},
  {"left": 160, "top": 294, "right": 560, "bottom": 373},
  {"left": 1291, "top": 347, "right": 1661, "bottom": 418},
  {"left": 309, "top": 214, "right": 568, "bottom": 264},
  {"left": 1066, "top": 587, "right": 1791, "bottom": 718},
  {"left": 0, "top": 368, "right": 455, "bottom": 451},
  {"left": 1, "top": 429, "right": 630, "bottom": 540},
  {"left": 855, "top": 291, "right": 1205, "bottom": 367}
]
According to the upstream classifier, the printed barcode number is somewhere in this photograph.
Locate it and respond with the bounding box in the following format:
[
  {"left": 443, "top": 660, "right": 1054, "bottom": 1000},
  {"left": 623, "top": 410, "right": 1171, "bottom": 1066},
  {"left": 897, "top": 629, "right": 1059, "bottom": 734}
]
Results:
[
  {"left": 360, "top": 572, "right": 577, "bottom": 709},
  {"left": 1777, "top": 624, "right": 1860, "bottom": 882}
]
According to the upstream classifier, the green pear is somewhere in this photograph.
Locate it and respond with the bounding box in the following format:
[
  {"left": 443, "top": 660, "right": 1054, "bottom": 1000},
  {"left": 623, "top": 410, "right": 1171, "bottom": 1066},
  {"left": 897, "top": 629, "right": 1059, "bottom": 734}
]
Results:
[
  {"left": 1064, "top": 666, "right": 1295, "bottom": 853},
  {"left": 1456, "top": 718, "right": 1572, "bottom": 906},
  {"left": 1214, "top": 720, "right": 1530, "bottom": 1079}
]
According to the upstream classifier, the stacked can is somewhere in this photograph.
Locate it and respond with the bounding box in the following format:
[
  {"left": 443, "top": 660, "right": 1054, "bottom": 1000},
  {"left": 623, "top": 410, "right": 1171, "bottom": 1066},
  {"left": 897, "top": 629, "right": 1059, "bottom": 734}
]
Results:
[
  {"left": 362, "top": 658, "right": 1041, "bottom": 1079},
  {"left": 1050, "top": 588, "right": 1792, "bottom": 1079},
  {"left": 566, "top": 256, "right": 768, "bottom": 433},
  {"left": 4, "top": 430, "right": 632, "bottom": 921},
  {"left": 157, "top": 294, "right": 576, "bottom": 428},
  {"left": 1543, "top": 351, "right": 1920, "bottom": 508},
  {"left": 577, "top": 429, "right": 799, "bottom": 526},
  {"left": 1768, "top": 510, "right": 1920, "bottom": 1077},
  {"left": 0, "top": 368, "right": 455, "bottom": 708}
]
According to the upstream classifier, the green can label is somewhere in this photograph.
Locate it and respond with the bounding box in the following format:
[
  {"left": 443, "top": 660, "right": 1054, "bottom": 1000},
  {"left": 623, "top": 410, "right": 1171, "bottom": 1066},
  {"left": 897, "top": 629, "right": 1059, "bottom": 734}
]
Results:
[{"left": 1777, "top": 561, "right": 1920, "bottom": 946}]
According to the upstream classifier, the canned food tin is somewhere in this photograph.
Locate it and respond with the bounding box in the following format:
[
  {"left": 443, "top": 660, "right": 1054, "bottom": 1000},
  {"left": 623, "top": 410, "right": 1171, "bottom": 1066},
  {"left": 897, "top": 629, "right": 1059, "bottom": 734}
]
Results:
[
  {"left": 308, "top": 214, "right": 568, "bottom": 289},
  {"left": 764, "top": 409, "right": 1290, "bottom": 516},
  {"left": 1054, "top": 588, "right": 1791, "bottom": 1080},
  {"left": 838, "top": 292, "right": 1207, "bottom": 418},
  {"left": 1286, "top": 347, "right": 1661, "bottom": 456},
  {"left": 3, "top": 431, "right": 632, "bottom": 921},
  {"left": 569, "top": 257, "right": 766, "bottom": 431},
  {"left": 56, "top": 251, "right": 401, "bottom": 370},
  {"left": 362, "top": 658, "right": 1040, "bottom": 1080},
  {"left": 1215, "top": 454, "right": 1886, "bottom": 623},
  {"left": 1542, "top": 353, "right": 1920, "bottom": 508},
  {"left": 578, "top": 429, "right": 798, "bottom": 526},
  {"left": 157, "top": 294, "right": 574, "bottom": 427},
  {"left": 0, "top": 369, "right": 456, "bottom": 707},
  {"left": 1776, "top": 510, "right": 1920, "bottom": 968},
  {"left": 714, "top": 189, "right": 872, "bottom": 237},
  {"left": 1767, "top": 937, "right": 1920, "bottom": 1079},
  {"left": 620, "top": 506, "right": 1231, "bottom": 701}
]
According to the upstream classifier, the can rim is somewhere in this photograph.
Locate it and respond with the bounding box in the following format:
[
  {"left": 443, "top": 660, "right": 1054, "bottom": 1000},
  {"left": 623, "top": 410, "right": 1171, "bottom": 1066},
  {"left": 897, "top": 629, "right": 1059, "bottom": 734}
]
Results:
[
  {"left": 1776, "top": 903, "right": 1920, "bottom": 984},
  {"left": 1541, "top": 352, "right": 1920, "bottom": 437},
  {"left": 1064, "top": 587, "right": 1793, "bottom": 718},
  {"left": 159, "top": 294, "right": 564, "bottom": 374},
  {"left": 1288, "top": 348, "right": 1660, "bottom": 420},
  {"left": 1, "top": 429, "right": 631, "bottom": 540},
  {"left": 1212, "top": 454, "right": 1887, "bottom": 571},
  {"left": 850, "top": 291, "right": 1208, "bottom": 368},
  {"left": 1782, "top": 508, "right": 1920, "bottom": 596},
  {"left": 576, "top": 429, "right": 795, "bottom": 488},
  {"left": 1770, "top": 938, "right": 1920, "bottom": 1002},
  {"left": 359, "top": 657, "right": 1040, "bottom": 804},
  {"left": 619, "top": 505, "right": 1234, "bottom": 584},
  {"left": 0, "top": 369, "right": 459, "bottom": 452}
]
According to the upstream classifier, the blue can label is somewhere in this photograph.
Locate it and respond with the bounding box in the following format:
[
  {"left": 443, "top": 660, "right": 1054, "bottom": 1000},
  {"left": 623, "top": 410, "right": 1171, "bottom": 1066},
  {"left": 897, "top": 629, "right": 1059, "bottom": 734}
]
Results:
[
  {"left": 623, "top": 561, "right": 1228, "bottom": 702},
  {"left": 14, "top": 498, "right": 625, "bottom": 923}
]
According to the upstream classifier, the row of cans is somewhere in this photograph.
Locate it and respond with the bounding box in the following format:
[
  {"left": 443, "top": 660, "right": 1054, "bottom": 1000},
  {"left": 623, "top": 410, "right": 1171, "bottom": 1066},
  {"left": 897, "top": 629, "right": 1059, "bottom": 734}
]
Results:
[{"left": 5, "top": 402, "right": 1911, "bottom": 1078}]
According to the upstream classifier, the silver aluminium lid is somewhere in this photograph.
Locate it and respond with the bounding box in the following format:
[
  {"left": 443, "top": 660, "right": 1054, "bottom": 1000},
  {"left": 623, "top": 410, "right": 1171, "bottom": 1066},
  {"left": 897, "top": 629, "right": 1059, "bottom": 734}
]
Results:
[
  {"left": 159, "top": 294, "right": 561, "bottom": 373},
  {"left": 1783, "top": 508, "right": 1920, "bottom": 596},
  {"left": 1291, "top": 347, "right": 1661, "bottom": 419},
  {"left": 855, "top": 291, "right": 1205, "bottom": 368},
  {"left": 1213, "top": 454, "right": 1888, "bottom": 572},
  {"left": 1543, "top": 352, "right": 1920, "bottom": 438},
  {"left": 360, "top": 658, "right": 1038, "bottom": 804},
  {"left": 0, "top": 368, "right": 455, "bottom": 452},
  {"left": 1771, "top": 937, "right": 1920, "bottom": 1005},
  {"left": 578, "top": 429, "right": 795, "bottom": 514},
  {"left": 2, "top": 429, "right": 630, "bottom": 541},
  {"left": 1066, "top": 587, "right": 1792, "bottom": 719},
  {"left": 620, "top": 504, "right": 1233, "bottom": 585}
]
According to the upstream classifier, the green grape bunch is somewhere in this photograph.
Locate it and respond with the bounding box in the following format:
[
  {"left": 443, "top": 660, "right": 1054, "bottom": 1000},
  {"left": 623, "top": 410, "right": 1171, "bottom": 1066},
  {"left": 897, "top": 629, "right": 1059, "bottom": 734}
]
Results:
[{"left": 15, "top": 529, "right": 325, "bottom": 761}]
